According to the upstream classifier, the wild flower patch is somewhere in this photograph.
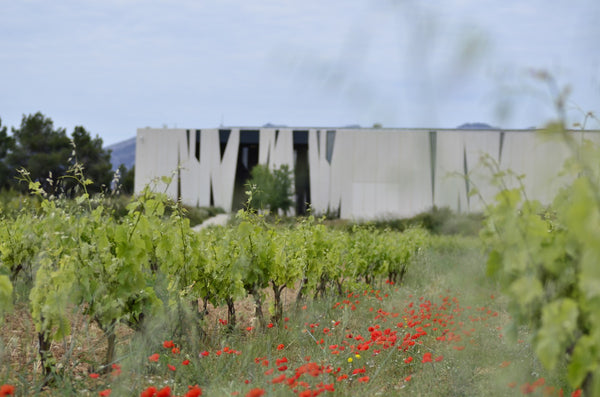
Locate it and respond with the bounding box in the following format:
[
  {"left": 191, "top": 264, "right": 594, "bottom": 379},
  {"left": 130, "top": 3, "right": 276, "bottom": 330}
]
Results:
[{"left": 26, "top": 285, "right": 577, "bottom": 396}]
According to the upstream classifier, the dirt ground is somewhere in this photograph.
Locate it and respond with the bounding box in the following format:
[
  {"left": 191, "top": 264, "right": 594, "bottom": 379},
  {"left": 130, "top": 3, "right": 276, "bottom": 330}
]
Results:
[{"left": 0, "top": 283, "right": 302, "bottom": 381}]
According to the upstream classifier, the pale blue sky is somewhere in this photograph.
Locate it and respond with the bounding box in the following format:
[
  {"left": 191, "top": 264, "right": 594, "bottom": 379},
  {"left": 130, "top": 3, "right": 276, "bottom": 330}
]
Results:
[{"left": 1, "top": 0, "right": 598, "bottom": 145}]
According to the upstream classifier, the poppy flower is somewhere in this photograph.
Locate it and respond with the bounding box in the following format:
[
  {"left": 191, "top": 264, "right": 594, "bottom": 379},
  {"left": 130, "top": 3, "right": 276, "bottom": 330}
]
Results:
[
  {"left": 0, "top": 385, "right": 15, "bottom": 396},
  {"left": 163, "top": 340, "right": 174, "bottom": 349},
  {"left": 140, "top": 386, "right": 157, "bottom": 397},
  {"left": 89, "top": 373, "right": 100, "bottom": 379},
  {"left": 99, "top": 390, "right": 111, "bottom": 396},
  {"left": 156, "top": 386, "right": 171, "bottom": 397},
  {"left": 275, "top": 357, "right": 288, "bottom": 366},
  {"left": 148, "top": 353, "right": 160, "bottom": 362},
  {"left": 185, "top": 385, "right": 202, "bottom": 397},
  {"left": 422, "top": 352, "right": 432, "bottom": 363},
  {"left": 272, "top": 374, "right": 286, "bottom": 384},
  {"left": 245, "top": 388, "right": 265, "bottom": 397}
]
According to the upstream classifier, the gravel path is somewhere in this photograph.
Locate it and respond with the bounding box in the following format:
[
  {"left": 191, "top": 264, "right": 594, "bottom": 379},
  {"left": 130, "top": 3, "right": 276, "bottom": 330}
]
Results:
[{"left": 192, "top": 213, "right": 231, "bottom": 231}]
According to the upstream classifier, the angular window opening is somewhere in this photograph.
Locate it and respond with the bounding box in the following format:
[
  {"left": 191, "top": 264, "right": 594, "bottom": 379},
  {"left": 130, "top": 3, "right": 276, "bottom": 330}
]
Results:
[
  {"left": 326, "top": 130, "right": 336, "bottom": 165},
  {"left": 195, "top": 129, "right": 201, "bottom": 162},
  {"left": 316, "top": 130, "right": 321, "bottom": 157},
  {"left": 293, "top": 130, "right": 310, "bottom": 215},
  {"left": 232, "top": 130, "right": 260, "bottom": 211},
  {"left": 186, "top": 129, "right": 190, "bottom": 155},
  {"left": 219, "top": 129, "right": 231, "bottom": 161},
  {"left": 463, "top": 147, "right": 470, "bottom": 209},
  {"left": 241, "top": 146, "right": 249, "bottom": 169}
]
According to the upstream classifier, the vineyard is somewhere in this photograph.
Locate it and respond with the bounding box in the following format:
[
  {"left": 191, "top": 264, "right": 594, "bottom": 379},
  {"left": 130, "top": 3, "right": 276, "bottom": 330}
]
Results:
[{"left": 1, "top": 130, "right": 599, "bottom": 396}]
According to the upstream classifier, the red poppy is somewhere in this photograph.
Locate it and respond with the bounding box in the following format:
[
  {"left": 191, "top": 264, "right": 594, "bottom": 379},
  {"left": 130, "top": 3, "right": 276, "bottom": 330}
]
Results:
[
  {"left": 520, "top": 383, "right": 535, "bottom": 394},
  {"left": 245, "top": 388, "right": 265, "bottom": 397},
  {"left": 185, "top": 385, "right": 202, "bottom": 397},
  {"left": 163, "top": 340, "right": 174, "bottom": 349},
  {"left": 272, "top": 374, "right": 286, "bottom": 384},
  {"left": 148, "top": 353, "right": 160, "bottom": 362},
  {"left": 0, "top": 385, "right": 14, "bottom": 396},
  {"left": 275, "top": 357, "right": 288, "bottom": 365},
  {"left": 156, "top": 386, "right": 171, "bottom": 397},
  {"left": 111, "top": 364, "right": 122, "bottom": 376},
  {"left": 140, "top": 386, "right": 157, "bottom": 397},
  {"left": 422, "top": 352, "right": 432, "bottom": 363},
  {"left": 89, "top": 373, "right": 100, "bottom": 379},
  {"left": 182, "top": 359, "right": 190, "bottom": 365},
  {"left": 99, "top": 389, "right": 111, "bottom": 397}
]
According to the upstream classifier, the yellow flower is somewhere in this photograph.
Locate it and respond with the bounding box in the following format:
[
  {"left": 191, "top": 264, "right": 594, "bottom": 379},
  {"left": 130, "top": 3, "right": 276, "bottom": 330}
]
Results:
[{"left": 347, "top": 357, "right": 353, "bottom": 363}]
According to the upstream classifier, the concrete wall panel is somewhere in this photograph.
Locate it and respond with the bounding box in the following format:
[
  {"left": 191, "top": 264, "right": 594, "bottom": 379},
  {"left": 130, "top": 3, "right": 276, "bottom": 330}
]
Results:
[
  {"left": 435, "top": 131, "right": 467, "bottom": 212},
  {"left": 136, "top": 127, "right": 600, "bottom": 219}
]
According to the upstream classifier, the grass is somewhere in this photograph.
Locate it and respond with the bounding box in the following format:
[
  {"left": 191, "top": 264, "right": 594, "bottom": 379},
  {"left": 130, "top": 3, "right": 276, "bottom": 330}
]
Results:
[{"left": 0, "top": 235, "right": 576, "bottom": 396}]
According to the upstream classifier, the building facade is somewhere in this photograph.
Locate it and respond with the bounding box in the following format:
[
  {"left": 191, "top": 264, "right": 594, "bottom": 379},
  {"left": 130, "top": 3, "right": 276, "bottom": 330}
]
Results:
[{"left": 135, "top": 127, "right": 598, "bottom": 219}]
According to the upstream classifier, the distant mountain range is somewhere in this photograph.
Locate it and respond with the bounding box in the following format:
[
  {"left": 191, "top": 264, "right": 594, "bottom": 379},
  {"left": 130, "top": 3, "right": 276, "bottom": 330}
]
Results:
[
  {"left": 106, "top": 123, "right": 498, "bottom": 170},
  {"left": 106, "top": 137, "right": 135, "bottom": 171}
]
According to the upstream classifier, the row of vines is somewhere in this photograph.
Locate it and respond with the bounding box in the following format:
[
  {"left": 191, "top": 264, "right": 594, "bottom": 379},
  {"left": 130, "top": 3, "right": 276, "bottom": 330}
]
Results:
[
  {"left": 480, "top": 127, "right": 600, "bottom": 396},
  {"left": 0, "top": 179, "right": 428, "bottom": 382}
]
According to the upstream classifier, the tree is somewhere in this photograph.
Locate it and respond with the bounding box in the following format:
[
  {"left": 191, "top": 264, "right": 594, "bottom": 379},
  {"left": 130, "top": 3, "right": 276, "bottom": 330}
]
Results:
[
  {"left": 247, "top": 164, "right": 294, "bottom": 215},
  {"left": 6, "top": 112, "right": 113, "bottom": 195},
  {"left": 71, "top": 126, "right": 113, "bottom": 194},
  {"left": 0, "top": 118, "right": 15, "bottom": 190},
  {"left": 271, "top": 165, "right": 294, "bottom": 214},
  {"left": 8, "top": 112, "right": 71, "bottom": 194}
]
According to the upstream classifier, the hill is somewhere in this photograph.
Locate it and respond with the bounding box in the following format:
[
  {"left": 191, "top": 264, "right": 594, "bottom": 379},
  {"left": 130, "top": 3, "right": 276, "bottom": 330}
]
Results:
[{"left": 106, "top": 137, "right": 136, "bottom": 170}]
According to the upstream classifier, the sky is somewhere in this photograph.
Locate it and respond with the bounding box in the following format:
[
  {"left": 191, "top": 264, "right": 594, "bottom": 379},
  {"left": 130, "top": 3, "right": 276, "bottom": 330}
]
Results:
[{"left": 1, "top": 0, "right": 599, "bottom": 146}]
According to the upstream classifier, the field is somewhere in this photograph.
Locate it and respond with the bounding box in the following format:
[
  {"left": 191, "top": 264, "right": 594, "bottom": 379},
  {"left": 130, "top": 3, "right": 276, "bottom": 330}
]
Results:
[{"left": 0, "top": 216, "right": 579, "bottom": 396}]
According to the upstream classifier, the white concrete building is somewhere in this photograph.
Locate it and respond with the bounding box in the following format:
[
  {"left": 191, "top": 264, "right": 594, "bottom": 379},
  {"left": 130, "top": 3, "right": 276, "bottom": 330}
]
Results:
[{"left": 135, "top": 127, "right": 599, "bottom": 220}]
